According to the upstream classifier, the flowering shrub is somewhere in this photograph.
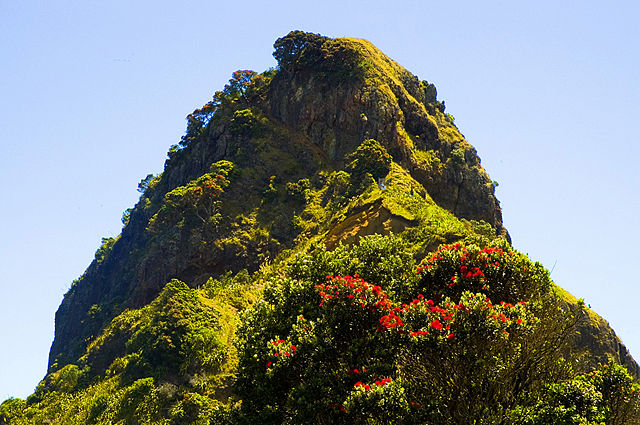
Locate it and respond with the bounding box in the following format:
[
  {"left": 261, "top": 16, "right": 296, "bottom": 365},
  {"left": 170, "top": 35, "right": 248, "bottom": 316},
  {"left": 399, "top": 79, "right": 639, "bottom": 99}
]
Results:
[
  {"left": 316, "top": 275, "right": 390, "bottom": 308},
  {"left": 416, "top": 242, "right": 551, "bottom": 304},
  {"left": 237, "top": 272, "right": 397, "bottom": 423},
  {"left": 386, "top": 291, "right": 540, "bottom": 423},
  {"left": 343, "top": 377, "right": 409, "bottom": 422},
  {"left": 236, "top": 237, "right": 584, "bottom": 424},
  {"left": 381, "top": 292, "right": 534, "bottom": 344},
  {"left": 264, "top": 337, "right": 297, "bottom": 372}
]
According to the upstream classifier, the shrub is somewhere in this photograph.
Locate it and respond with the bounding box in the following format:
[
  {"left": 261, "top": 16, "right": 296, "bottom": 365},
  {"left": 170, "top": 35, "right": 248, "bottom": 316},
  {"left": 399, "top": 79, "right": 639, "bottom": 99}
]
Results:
[
  {"left": 237, "top": 237, "right": 563, "bottom": 424},
  {"left": 416, "top": 241, "right": 551, "bottom": 304},
  {"left": 230, "top": 109, "right": 261, "bottom": 136},
  {"left": 285, "top": 178, "right": 311, "bottom": 202},
  {"left": 346, "top": 138, "right": 392, "bottom": 181},
  {"left": 147, "top": 160, "right": 233, "bottom": 232}
]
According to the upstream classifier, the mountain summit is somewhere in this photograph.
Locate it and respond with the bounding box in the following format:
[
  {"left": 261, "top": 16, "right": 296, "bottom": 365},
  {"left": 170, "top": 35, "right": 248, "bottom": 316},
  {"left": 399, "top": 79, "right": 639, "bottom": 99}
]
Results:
[
  {"left": 2, "top": 31, "right": 638, "bottom": 424},
  {"left": 48, "top": 31, "right": 509, "bottom": 372}
]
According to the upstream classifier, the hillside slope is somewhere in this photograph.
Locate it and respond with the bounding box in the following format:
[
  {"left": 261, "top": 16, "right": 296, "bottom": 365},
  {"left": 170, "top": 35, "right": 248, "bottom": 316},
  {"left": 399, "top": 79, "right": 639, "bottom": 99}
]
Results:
[{"left": 2, "top": 31, "right": 638, "bottom": 425}]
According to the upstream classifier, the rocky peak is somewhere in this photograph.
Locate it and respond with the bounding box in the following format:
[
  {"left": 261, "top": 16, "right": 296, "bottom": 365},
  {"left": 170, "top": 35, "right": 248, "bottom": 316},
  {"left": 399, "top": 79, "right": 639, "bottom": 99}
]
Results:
[
  {"left": 48, "top": 31, "right": 510, "bottom": 372},
  {"left": 267, "top": 31, "right": 507, "bottom": 237}
]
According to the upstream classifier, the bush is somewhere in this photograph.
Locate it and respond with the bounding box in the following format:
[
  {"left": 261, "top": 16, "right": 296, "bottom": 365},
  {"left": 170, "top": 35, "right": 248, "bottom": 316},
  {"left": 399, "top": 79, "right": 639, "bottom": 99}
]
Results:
[
  {"left": 147, "top": 160, "right": 233, "bottom": 232},
  {"left": 416, "top": 241, "right": 551, "bottom": 305},
  {"left": 285, "top": 178, "right": 311, "bottom": 202},
  {"left": 346, "top": 138, "right": 392, "bottom": 181},
  {"left": 230, "top": 109, "right": 261, "bottom": 136},
  {"left": 236, "top": 237, "right": 565, "bottom": 424}
]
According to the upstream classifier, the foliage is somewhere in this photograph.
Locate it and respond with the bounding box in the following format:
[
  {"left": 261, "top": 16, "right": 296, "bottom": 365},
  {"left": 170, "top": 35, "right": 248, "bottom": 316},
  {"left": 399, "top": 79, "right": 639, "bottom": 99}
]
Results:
[
  {"left": 273, "top": 31, "right": 371, "bottom": 81},
  {"left": 179, "top": 70, "right": 259, "bottom": 149},
  {"left": 93, "top": 237, "right": 116, "bottom": 265},
  {"left": 147, "top": 161, "right": 233, "bottom": 232},
  {"left": 287, "top": 234, "right": 417, "bottom": 298},
  {"left": 462, "top": 219, "right": 496, "bottom": 240},
  {"left": 525, "top": 359, "right": 640, "bottom": 424},
  {"left": 45, "top": 364, "right": 85, "bottom": 393},
  {"left": 230, "top": 109, "right": 261, "bottom": 136},
  {"left": 83, "top": 280, "right": 228, "bottom": 382},
  {"left": 138, "top": 174, "right": 155, "bottom": 194},
  {"left": 121, "top": 207, "right": 133, "bottom": 226},
  {"left": 587, "top": 359, "right": 640, "bottom": 424},
  {"left": 262, "top": 175, "right": 278, "bottom": 200},
  {"left": 285, "top": 178, "right": 311, "bottom": 202},
  {"left": 346, "top": 138, "right": 392, "bottom": 181},
  {"left": 289, "top": 170, "right": 353, "bottom": 235},
  {"left": 214, "top": 70, "right": 257, "bottom": 105},
  {"left": 273, "top": 31, "right": 330, "bottom": 73},
  {"left": 2, "top": 272, "right": 255, "bottom": 424},
  {"left": 169, "top": 392, "right": 215, "bottom": 425},
  {"left": 236, "top": 237, "right": 582, "bottom": 424},
  {"left": 0, "top": 398, "right": 26, "bottom": 424},
  {"left": 449, "top": 145, "right": 466, "bottom": 166},
  {"left": 415, "top": 242, "right": 551, "bottom": 305},
  {"left": 10, "top": 31, "right": 639, "bottom": 425}
]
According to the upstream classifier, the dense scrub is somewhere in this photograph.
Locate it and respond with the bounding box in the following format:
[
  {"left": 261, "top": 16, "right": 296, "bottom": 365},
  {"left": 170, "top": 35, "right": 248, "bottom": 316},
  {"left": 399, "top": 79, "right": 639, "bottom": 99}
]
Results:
[{"left": 236, "top": 237, "right": 640, "bottom": 424}]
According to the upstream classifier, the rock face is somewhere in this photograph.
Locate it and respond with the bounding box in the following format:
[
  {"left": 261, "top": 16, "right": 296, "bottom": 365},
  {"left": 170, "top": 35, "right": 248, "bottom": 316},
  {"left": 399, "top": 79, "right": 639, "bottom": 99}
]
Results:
[
  {"left": 574, "top": 304, "right": 640, "bottom": 377},
  {"left": 267, "top": 33, "right": 507, "bottom": 236},
  {"left": 48, "top": 31, "right": 634, "bottom": 382}
]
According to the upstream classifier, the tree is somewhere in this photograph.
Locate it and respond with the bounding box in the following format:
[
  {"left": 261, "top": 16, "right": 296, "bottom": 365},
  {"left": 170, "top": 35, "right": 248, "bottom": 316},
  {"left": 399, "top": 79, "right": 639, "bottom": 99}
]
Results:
[
  {"left": 529, "top": 359, "right": 640, "bottom": 424},
  {"left": 345, "top": 138, "right": 392, "bottom": 181},
  {"left": 147, "top": 161, "right": 233, "bottom": 232},
  {"left": 137, "top": 174, "right": 155, "bottom": 194},
  {"left": 213, "top": 70, "right": 257, "bottom": 106},
  {"left": 236, "top": 238, "right": 579, "bottom": 424},
  {"left": 273, "top": 31, "right": 328, "bottom": 73}
]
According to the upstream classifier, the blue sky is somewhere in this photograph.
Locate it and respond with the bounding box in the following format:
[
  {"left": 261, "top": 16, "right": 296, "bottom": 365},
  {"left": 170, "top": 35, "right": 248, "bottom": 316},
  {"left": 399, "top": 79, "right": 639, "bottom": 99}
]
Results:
[{"left": 1, "top": 0, "right": 639, "bottom": 399}]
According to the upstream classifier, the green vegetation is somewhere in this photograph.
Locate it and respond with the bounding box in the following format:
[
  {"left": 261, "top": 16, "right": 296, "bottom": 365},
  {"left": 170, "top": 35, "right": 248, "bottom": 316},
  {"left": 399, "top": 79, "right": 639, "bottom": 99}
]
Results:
[
  {"left": 235, "top": 238, "right": 640, "bottom": 424},
  {"left": 147, "top": 161, "right": 233, "bottom": 232},
  {"left": 346, "top": 138, "right": 392, "bottom": 181},
  {"left": 273, "top": 31, "right": 371, "bottom": 82},
  {"left": 1, "top": 277, "right": 255, "bottom": 424},
  {"left": 94, "top": 237, "right": 116, "bottom": 265},
  {"left": 4, "top": 30, "right": 638, "bottom": 424}
]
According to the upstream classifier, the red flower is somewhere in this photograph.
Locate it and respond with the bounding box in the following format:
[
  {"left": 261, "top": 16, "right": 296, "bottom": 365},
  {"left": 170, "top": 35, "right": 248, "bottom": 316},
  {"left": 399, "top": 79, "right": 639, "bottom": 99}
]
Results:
[{"left": 430, "top": 320, "right": 443, "bottom": 330}]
